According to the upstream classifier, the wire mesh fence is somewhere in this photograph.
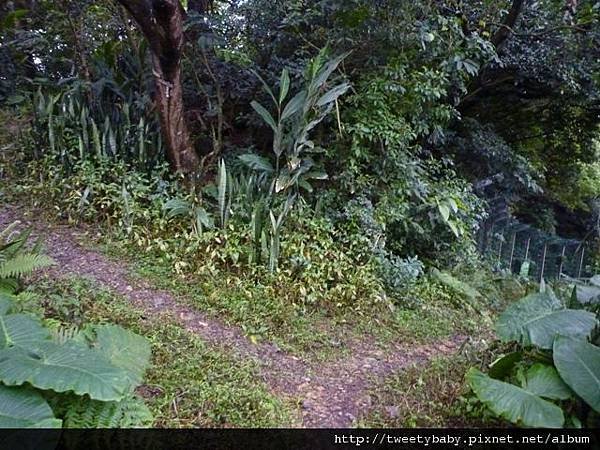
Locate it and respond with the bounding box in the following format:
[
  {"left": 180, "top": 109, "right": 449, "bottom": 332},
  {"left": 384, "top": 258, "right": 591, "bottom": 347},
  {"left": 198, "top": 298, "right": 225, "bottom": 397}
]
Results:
[{"left": 477, "top": 197, "right": 596, "bottom": 281}]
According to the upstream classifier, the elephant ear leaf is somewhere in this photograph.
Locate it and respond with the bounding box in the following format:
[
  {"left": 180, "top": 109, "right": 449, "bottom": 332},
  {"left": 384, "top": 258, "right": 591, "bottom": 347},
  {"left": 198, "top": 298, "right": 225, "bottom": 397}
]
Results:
[
  {"left": 92, "top": 324, "right": 151, "bottom": 390},
  {"left": 0, "top": 341, "right": 130, "bottom": 401},
  {"left": 0, "top": 385, "right": 62, "bottom": 428},
  {"left": 467, "top": 368, "right": 564, "bottom": 428},
  {"left": 0, "top": 314, "right": 51, "bottom": 349},
  {"left": 496, "top": 291, "right": 597, "bottom": 349},
  {"left": 524, "top": 364, "right": 572, "bottom": 400},
  {"left": 553, "top": 336, "right": 600, "bottom": 412}
]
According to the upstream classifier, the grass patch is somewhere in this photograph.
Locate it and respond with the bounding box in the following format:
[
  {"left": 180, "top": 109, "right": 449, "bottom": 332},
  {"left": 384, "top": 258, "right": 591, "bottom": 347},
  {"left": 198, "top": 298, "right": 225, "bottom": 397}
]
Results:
[
  {"left": 102, "top": 238, "right": 507, "bottom": 357},
  {"left": 108, "top": 244, "right": 340, "bottom": 359},
  {"left": 358, "top": 353, "right": 489, "bottom": 428},
  {"left": 30, "top": 276, "right": 297, "bottom": 428}
]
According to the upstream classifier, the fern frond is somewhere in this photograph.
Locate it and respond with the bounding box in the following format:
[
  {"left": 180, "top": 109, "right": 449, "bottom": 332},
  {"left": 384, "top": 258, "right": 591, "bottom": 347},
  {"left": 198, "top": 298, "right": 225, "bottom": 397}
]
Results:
[
  {"left": 0, "top": 254, "right": 54, "bottom": 278},
  {"left": 0, "top": 278, "right": 18, "bottom": 294},
  {"left": 61, "top": 395, "right": 153, "bottom": 428},
  {"left": 1, "top": 228, "right": 33, "bottom": 259},
  {"left": 51, "top": 325, "right": 81, "bottom": 344}
]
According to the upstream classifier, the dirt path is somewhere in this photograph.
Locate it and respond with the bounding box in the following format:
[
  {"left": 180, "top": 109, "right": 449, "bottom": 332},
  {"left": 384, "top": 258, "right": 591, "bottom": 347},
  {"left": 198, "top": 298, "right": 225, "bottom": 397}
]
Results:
[{"left": 0, "top": 203, "right": 465, "bottom": 427}]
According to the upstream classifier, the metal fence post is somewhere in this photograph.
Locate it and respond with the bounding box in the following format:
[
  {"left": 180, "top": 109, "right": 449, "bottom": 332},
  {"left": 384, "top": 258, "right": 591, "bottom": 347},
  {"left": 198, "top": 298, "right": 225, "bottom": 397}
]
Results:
[
  {"left": 508, "top": 233, "right": 516, "bottom": 272},
  {"left": 578, "top": 247, "right": 586, "bottom": 279},
  {"left": 524, "top": 237, "right": 531, "bottom": 261},
  {"left": 558, "top": 245, "right": 566, "bottom": 279},
  {"left": 540, "top": 242, "right": 548, "bottom": 282}
]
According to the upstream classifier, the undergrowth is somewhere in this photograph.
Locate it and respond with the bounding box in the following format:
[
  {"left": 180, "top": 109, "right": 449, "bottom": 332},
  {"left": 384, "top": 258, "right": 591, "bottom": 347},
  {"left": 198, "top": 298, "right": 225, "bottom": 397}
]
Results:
[{"left": 28, "top": 276, "right": 297, "bottom": 428}]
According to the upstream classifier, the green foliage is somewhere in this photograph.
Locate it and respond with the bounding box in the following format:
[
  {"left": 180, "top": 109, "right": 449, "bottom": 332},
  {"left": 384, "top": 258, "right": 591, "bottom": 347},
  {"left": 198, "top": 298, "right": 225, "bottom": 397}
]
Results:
[
  {"left": 467, "top": 284, "right": 600, "bottom": 427},
  {"left": 553, "top": 336, "right": 600, "bottom": 412},
  {"left": 496, "top": 290, "right": 597, "bottom": 350},
  {"left": 0, "top": 223, "right": 153, "bottom": 428},
  {"left": 36, "top": 278, "right": 295, "bottom": 427},
  {"left": 55, "top": 394, "right": 153, "bottom": 428},
  {"left": 467, "top": 368, "right": 565, "bottom": 428},
  {"left": 0, "top": 385, "right": 62, "bottom": 428},
  {"left": 16, "top": 157, "right": 176, "bottom": 236},
  {"left": 0, "top": 222, "right": 53, "bottom": 293},
  {"left": 0, "top": 296, "right": 153, "bottom": 427},
  {"left": 246, "top": 49, "right": 350, "bottom": 196}
]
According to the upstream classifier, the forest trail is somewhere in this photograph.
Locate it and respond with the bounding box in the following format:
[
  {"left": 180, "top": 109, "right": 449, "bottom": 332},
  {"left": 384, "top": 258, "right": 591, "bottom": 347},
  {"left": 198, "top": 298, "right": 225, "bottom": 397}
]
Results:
[{"left": 0, "top": 203, "right": 465, "bottom": 427}]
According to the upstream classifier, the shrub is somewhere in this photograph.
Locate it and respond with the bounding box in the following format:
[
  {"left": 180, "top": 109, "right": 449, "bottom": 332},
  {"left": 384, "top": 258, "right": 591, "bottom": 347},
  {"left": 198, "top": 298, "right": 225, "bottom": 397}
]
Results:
[
  {"left": 466, "top": 283, "right": 600, "bottom": 428},
  {"left": 0, "top": 222, "right": 153, "bottom": 428}
]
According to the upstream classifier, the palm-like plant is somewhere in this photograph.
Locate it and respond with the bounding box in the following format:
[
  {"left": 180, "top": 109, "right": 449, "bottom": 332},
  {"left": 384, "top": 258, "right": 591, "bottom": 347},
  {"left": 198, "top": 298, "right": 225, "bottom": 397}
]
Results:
[{"left": 244, "top": 49, "right": 351, "bottom": 197}]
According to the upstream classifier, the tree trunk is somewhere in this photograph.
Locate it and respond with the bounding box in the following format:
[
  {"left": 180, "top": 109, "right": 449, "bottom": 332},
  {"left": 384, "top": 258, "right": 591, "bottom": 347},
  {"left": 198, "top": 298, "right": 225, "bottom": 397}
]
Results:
[
  {"left": 490, "top": 0, "right": 525, "bottom": 49},
  {"left": 116, "top": 0, "right": 200, "bottom": 175},
  {"left": 152, "top": 53, "right": 199, "bottom": 173}
]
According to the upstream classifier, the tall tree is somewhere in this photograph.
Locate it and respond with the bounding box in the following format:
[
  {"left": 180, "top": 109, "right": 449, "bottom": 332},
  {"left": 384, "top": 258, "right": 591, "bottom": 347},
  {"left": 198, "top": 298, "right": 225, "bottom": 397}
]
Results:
[{"left": 115, "top": 0, "right": 201, "bottom": 175}]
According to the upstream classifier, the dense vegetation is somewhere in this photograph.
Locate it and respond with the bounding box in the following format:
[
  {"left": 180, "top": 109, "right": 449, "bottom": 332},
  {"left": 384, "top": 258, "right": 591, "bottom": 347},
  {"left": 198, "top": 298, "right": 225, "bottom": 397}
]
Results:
[{"left": 0, "top": 0, "right": 599, "bottom": 429}]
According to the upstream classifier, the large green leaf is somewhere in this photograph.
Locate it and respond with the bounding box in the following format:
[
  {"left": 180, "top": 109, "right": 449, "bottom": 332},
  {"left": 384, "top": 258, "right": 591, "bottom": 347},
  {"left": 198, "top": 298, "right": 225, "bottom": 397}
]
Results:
[
  {"left": 524, "top": 364, "right": 572, "bottom": 400},
  {"left": 488, "top": 352, "right": 523, "bottom": 379},
  {"left": 0, "top": 385, "right": 62, "bottom": 428},
  {"left": 281, "top": 90, "right": 307, "bottom": 121},
  {"left": 250, "top": 101, "right": 277, "bottom": 131},
  {"left": 467, "top": 368, "right": 564, "bottom": 428},
  {"left": 279, "top": 68, "right": 290, "bottom": 105},
  {"left": 0, "top": 314, "right": 50, "bottom": 349},
  {"left": 92, "top": 324, "right": 151, "bottom": 390},
  {"left": 316, "top": 82, "right": 350, "bottom": 107},
  {"left": 496, "top": 292, "right": 597, "bottom": 349},
  {"left": 573, "top": 284, "right": 600, "bottom": 306},
  {"left": 553, "top": 336, "right": 600, "bottom": 412},
  {"left": 0, "top": 293, "right": 14, "bottom": 315},
  {"left": 238, "top": 154, "right": 274, "bottom": 173},
  {"left": 0, "top": 341, "right": 131, "bottom": 401}
]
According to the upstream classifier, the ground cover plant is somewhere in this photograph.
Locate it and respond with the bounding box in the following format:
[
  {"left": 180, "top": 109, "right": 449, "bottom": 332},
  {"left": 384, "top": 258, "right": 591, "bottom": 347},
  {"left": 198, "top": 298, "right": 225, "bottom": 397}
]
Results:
[{"left": 0, "top": 223, "right": 152, "bottom": 428}]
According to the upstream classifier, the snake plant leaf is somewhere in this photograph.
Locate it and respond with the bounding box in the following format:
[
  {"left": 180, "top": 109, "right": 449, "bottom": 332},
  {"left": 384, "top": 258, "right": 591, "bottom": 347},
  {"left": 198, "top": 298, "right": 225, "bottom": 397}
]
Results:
[
  {"left": 0, "top": 314, "right": 51, "bottom": 349},
  {"left": 496, "top": 292, "right": 597, "bottom": 349},
  {"left": 92, "top": 324, "right": 151, "bottom": 390},
  {"left": 218, "top": 159, "right": 228, "bottom": 228},
  {"left": 524, "top": 364, "right": 572, "bottom": 400},
  {"left": 467, "top": 368, "right": 564, "bottom": 428},
  {"left": 0, "top": 341, "right": 131, "bottom": 401},
  {"left": 553, "top": 336, "right": 600, "bottom": 412},
  {"left": 0, "top": 385, "right": 62, "bottom": 428}
]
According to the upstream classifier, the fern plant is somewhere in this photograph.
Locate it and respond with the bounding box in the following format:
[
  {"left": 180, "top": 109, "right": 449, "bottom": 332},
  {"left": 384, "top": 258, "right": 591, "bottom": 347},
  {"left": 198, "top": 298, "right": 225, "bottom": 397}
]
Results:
[
  {"left": 0, "top": 222, "right": 153, "bottom": 429},
  {"left": 0, "top": 222, "right": 53, "bottom": 294},
  {"left": 0, "top": 301, "right": 153, "bottom": 428}
]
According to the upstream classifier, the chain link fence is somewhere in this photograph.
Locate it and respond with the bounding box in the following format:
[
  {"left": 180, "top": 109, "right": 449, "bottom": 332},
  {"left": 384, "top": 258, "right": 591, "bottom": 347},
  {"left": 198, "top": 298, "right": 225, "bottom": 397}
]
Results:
[{"left": 477, "top": 197, "right": 596, "bottom": 281}]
